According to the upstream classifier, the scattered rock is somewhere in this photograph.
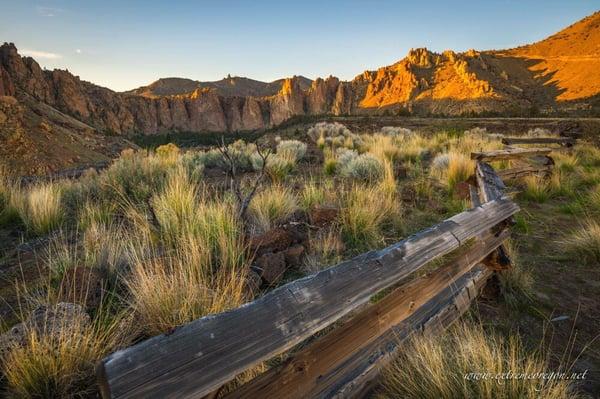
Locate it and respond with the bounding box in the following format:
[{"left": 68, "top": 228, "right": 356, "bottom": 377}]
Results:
[
  {"left": 550, "top": 315, "right": 570, "bottom": 322},
  {"left": 0, "top": 302, "right": 90, "bottom": 356},
  {"left": 309, "top": 206, "right": 339, "bottom": 227},
  {"left": 284, "top": 244, "right": 306, "bottom": 268},
  {"left": 282, "top": 222, "right": 309, "bottom": 246},
  {"left": 247, "top": 228, "right": 292, "bottom": 256},
  {"left": 255, "top": 251, "right": 287, "bottom": 285}
]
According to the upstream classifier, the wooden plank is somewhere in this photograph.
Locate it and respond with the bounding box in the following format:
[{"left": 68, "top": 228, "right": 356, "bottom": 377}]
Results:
[
  {"left": 471, "top": 147, "right": 552, "bottom": 162},
  {"left": 97, "top": 198, "right": 519, "bottom": 399},
  {"left": 501, "top": 137, "right": 575, "bottom": 146},
  {"left": 330, "top": 265, "right": 493, "bottom": 399},
  {"left": 475, "top": 161, "right": 512, "bottom": 270},
  {"left": 498, "top": 165, "right": 553, "bottom": 180},
  {"left": 226, "top": 230, "right": 509, "bottom": 399},
  {"left": 475, "top": 162, "right": 506, "bottom": 202}
]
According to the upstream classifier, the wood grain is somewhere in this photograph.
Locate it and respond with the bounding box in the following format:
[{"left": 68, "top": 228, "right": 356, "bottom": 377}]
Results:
[
  {"left": 97, "top": 198, "right": 519, "bottom": 398},
  {"left": 471, "top": 147, "right": 551, "bottom": 162},
  {"left": 226, "top": 230, "right": 509, "bottom": 399}
]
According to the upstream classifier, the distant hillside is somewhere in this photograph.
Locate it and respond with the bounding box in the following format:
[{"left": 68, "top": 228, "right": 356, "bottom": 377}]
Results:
[
  {"left": 126, "top": 76, "right": 312, "bottom": 98},
  {"left": 501, "top": 11, "right": 600, "bottom": 102},
  {"left": 1, "top": 12, "right": 600, "bottom": 173}
]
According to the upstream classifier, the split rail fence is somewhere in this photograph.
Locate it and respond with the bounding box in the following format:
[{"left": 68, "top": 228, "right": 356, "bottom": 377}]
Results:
[{"left": 96, "top": 162, "right": 521, "bottom": 399}]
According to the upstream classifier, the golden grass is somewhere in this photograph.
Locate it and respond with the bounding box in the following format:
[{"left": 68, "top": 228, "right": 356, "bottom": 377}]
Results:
[
  {"left": 430, "top": 151, "right": 475, "bottom": 190},
  {"left": 303, "top": 228, "right": 345, "bottom": 273},
  {"left": 341, "top": 184, "right": 401, "bottom": 251},
  {"left": 300, "top": 179, "right": 326, "bottom": 210},
  {"left": 377, "top": 322, "right": 576, "bottom": 399},
  {"left": 1, "top": 289, "right": 132, "bottom": 399},
  {"left": 521, "top": 175, "right": 550, "bottom": 203},
  {"left": 498, "top": 240, "right": 534, "bottom": 305},
  {"left": 364, "top": 134, "right": 402, "bottom": 161},
  {"left": 125, "top": 237, "right": 247, "bottom": 336},
  {"left": 151, "top": 166, "right": 200, "bottom": 247},
  {"left": 446, "top": 152, "right": 475, "bottom": 189},
  {"left": 562, "top": 220, "right": 600, "bottom": 263},
  {"left": 248, "top": 184, "right": 298, "bottom": 232},
  {"left": 12, "top": 182, "right": 64, "bottom": 235}
]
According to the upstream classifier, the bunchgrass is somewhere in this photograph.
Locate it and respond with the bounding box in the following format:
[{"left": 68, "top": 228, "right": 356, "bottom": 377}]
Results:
[
  {"left": 13, "top": 182, "right": 64, "bottom": 235},
  {"left": 562, "top": 220, "right": 600, "bottom": 263},
  {"left": 377, "top": 322, "right": 576, "bottom": 399},
  {"left": 341, "top": 184, "right": 400, "bottom": 251},
  {"left": 520, "top": 175, "right": 550, "bottom": 203},
  {"left": 248, "top": 184, "right": 298, "bottom": 232}
]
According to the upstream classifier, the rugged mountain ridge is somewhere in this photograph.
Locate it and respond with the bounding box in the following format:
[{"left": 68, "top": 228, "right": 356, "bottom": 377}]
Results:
[
  {"left": 126, "top": 75, "right": 313, "bottom": 98},
  {"left": 1, "top": 12, "right": 599, "bottom": 137}
]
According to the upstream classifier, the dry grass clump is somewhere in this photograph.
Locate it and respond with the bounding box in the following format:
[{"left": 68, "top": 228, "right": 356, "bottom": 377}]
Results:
[
  {"left": 100, "top": 149, "right": 173, "bottom": 205},
  {"left": 397, "top": 136, "right": 428, "bottom": 161},
  {"left": 575, "top": 145, "right": 600, "bottom": 168},
  {"left": 77, "top": 200, "right": 116, "bottom": 231},
  {"left": 377, "top": 322, "right": 576, "bottom": 399},
  {"left": 548, "top": 169, "right": 576, "bottom": 199},
  {"left": 363, "top": 134, "right": 402, "bottom": 161},
  {"left": 430, "top": 151, "right": 474, "bottom": 190},
  {"left": 561, "top": 220, "right": 600, "bottom": 263},
  {"left": 521, "top": 175, "right": 550, "bottom": 203},
  {"left": 12, "top": 182, "right": 64, "bottom": 235},
  {"left": 553, "top": 152, "right": 579, "bottom": 173},
  {"left": 248, "top": 185, "right": 298, "bottom": 232},
  {"left": 126, "top": 198, "right": 248, "bottom": 335},
  {"left": 2, "top": 314, "right": 130, "bottom": 398},
  {"left": 303, "top": 228, "right": 345, "bottom": 273},
  {"left": 341, "top": 185, "right": 400, "bottom": 251},
  {"left": 498, "top": 240, "right": 533, "bottom": 305},
  {"left": 300, "top": 179, "right": 335, "bottom": 210},
  {"left": 126, "top": 248, "right": 241, "bottom": 336},
  {"left": 151, "top": 166, "right": 200, "bottom": 247}
]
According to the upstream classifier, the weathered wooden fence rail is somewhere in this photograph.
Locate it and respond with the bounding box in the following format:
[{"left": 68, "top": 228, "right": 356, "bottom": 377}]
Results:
[
  {"left": 96, "top": 163, "right": 519, "bottom": 399},
  {"left": 472, "top": 146, "right": 556, "bottom": 181},
  {"left": 501, "top": 136, "right": 576, "bottom": 147}
]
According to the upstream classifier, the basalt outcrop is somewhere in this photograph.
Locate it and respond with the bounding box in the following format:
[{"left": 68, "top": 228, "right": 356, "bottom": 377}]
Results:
[{"left": 1, "top": 12, "right": 599, "bottom": 139}]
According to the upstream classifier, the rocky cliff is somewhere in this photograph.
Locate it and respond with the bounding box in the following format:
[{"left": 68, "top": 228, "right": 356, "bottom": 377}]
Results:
[{"left": 1, "top": 12, "right": 599, "bottom": 137}]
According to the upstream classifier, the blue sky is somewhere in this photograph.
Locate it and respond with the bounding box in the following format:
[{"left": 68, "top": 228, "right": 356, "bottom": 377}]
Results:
[{"left": 1, "top": 1, "right": 598, "bottom": 91}]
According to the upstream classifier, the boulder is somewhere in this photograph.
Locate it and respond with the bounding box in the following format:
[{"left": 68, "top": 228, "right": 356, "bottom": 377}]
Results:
[
  {"left": 0, "top": 302, "right": 90, "bottom": 356},
  {"left": 247, "top": 228, "right": 292, "bottom": 256},
  {"left": 284, "top": 244, "right": 305, "bottom": 268},
  {"left": 309, "top": 206, "right": 339, "bottom": 227},
  {"left": 282, "top": 221, "right": 309, "bottom": 246},
  {"left": 255, "top": 251, "right": 287, "bottom": 285}
]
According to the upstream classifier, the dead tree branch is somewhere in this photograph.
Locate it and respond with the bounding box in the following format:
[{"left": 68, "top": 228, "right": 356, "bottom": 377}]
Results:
[{"left": 217, "top": 137, "right": 271, "bottom": 223}]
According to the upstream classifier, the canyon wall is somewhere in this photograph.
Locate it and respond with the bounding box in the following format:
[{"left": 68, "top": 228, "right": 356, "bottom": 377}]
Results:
[{"left": 0, "top": 12, "right": 598, "bottom": 135}]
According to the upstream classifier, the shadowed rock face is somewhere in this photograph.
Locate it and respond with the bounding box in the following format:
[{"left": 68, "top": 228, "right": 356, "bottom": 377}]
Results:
[{"left": 1, "top": 12, "right": 599, "bottom": 135}]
